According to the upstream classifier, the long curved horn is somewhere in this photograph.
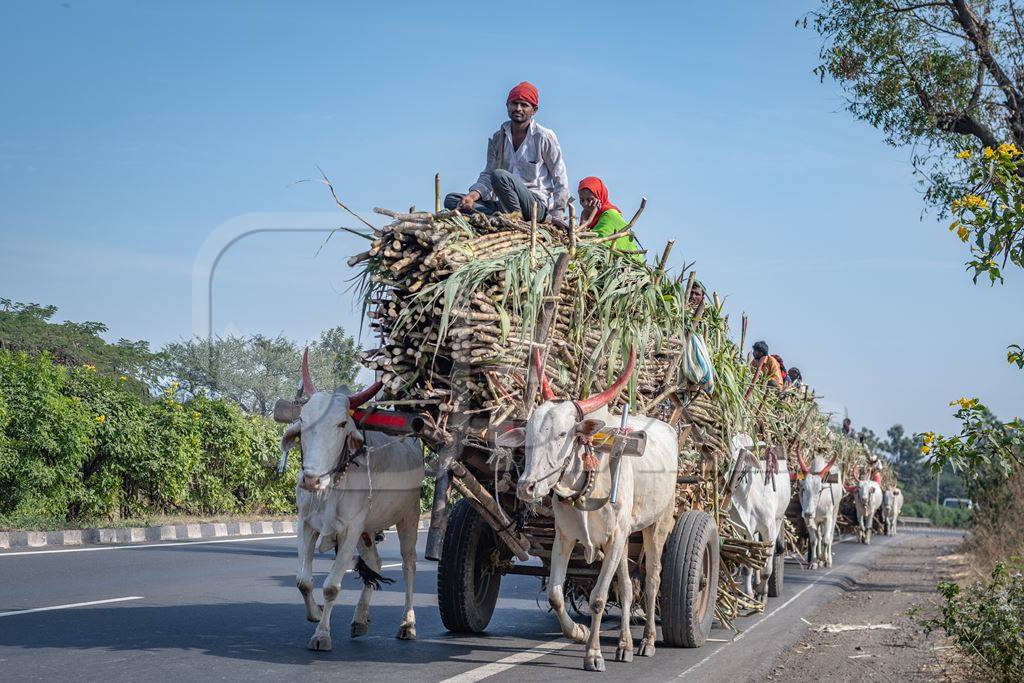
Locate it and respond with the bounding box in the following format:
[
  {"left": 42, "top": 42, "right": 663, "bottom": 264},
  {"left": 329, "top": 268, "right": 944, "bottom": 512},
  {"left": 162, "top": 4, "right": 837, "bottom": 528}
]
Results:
[
  {"left": 301, "top": 347, "right": 316, "bottom": 397},
  {"left": 819, "top": 452, "right": 839, "bottom": 479},
  {"left": 574, "top": 349, "right": 636, "bottom": 416},
  {"left": 533, "top": 348, "right": 556, "bottom": 401},
  {"left": 348, "top": 380, "right": 383, "bottom": 409},
  {"left": 795, "top": 443, "right": 809, "bottom": 474}
]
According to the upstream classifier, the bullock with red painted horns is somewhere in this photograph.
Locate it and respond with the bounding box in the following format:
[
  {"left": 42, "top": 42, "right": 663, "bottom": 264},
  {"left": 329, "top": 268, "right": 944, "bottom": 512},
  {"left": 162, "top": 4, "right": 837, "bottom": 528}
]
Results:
[
  {"left": 498, "top": 349, "right": 681, "bottom": 671},
  {"left": 274, "top": 349, "right": 424, "bottom": 650},
  {"left": 795, "top": 444, "right": 841, "bottom": 569}
]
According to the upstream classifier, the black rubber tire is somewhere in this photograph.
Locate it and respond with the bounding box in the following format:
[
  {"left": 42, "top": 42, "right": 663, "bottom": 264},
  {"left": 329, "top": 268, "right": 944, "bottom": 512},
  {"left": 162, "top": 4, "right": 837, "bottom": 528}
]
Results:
[
  {"left": 437, "top": 498, "right": 502, "bottom": 633},
  {"left": 766, "top": 533, "right": 785, "bottom": 598},
  {"left": 661, "top": 510, "right": 719, "bottom": 648}
]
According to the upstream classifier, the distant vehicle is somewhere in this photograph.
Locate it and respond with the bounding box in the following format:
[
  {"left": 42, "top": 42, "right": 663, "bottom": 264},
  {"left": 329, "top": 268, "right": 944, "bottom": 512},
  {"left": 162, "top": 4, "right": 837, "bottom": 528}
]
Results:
[{"left": 943, "top": 497, "right": 973, "bottom": 510}]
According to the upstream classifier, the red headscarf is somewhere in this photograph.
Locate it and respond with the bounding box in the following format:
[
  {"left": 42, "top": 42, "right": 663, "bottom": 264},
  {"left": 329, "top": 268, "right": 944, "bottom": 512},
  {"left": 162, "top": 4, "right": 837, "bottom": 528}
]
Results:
[
  {"left": 578, "top": 176, "right": 620, "bottom": 228},
  {"left": 506, "top": 81, "right": 539, "bottom": 107}
]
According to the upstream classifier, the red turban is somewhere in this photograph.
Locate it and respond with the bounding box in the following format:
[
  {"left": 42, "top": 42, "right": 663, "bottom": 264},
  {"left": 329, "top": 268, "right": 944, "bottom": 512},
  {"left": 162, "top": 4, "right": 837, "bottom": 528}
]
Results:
[
  {"left": 506, "top": 81, "right": 539, "bottom": 107},
  {"left": 578, "top": 176, "right": 620, "bottom": 228}
]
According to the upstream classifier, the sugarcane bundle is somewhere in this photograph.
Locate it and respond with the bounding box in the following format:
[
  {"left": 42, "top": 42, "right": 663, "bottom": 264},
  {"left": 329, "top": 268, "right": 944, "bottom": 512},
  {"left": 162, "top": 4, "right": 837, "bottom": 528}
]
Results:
[{"left": 352, "top": 207, "right": 689, "bottom": 439}]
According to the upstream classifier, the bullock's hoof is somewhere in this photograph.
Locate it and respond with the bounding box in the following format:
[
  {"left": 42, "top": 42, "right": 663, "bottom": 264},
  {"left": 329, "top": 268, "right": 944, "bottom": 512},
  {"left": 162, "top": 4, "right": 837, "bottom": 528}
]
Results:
[
  {"left": 571, "top": 624, "right": 591, "bottom": 643},
  {"left": 307, "top": 604, "right": 323, "bottom": 623},
  {"left": 350, "top": 621, "right": 368, "bottom": 638},
  {"left": 584, "top": 653, "right": 605, "bottom": 672},
  {"left": 396, "top": 622, "right": 417, "bottom": 640},
  {"left": 614, "top": 645, "right": 634, "bottom": 662},
  {"left": 808, "top": 561, "right": 818, "bottom": 570},
  {"left": 637, "top": 640, "right": 656, "bottom": 657},
  {"left": 307, "top": 633, "right": 332, "bottom": 651}
]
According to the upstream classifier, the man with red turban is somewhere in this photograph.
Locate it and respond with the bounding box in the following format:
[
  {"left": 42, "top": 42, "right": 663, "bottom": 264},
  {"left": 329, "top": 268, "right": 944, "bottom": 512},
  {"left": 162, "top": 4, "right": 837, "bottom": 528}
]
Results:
[
  {"left": 444, "top": 81, "right": 568, "bottom": 222},
  {"left": 578, "top": 176, "right": 641, "bottom": 258}
]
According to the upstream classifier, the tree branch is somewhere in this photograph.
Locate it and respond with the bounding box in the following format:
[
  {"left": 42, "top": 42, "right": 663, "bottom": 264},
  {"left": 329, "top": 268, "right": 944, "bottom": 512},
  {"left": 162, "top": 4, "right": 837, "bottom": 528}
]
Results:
[{"left": 949, "top": 0, "right": 1022, "bottom": 109}]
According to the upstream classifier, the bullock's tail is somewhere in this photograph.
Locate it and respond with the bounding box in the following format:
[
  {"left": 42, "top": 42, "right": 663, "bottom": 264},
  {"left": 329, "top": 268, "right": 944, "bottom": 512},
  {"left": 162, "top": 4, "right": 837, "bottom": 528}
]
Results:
[{"left": 354, "top": 557, "right": 395, "bottom": 590}]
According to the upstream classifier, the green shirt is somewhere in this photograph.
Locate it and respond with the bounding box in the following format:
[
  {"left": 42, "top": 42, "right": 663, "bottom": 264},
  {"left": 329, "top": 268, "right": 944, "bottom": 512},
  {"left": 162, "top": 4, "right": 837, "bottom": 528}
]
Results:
[{"left": 591, "top": 209, "right": 642, "bottom": 260}]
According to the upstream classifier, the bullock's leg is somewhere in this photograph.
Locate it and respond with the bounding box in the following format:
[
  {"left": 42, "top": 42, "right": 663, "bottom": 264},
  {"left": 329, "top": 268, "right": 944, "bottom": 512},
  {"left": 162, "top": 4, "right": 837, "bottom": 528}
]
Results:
[
  {"left": 584, "top": 530, "right": 627, "bottom": 672},
  {"left": 350, "top": 539, "right": 379, "bottom": 638},
  {"left": 548, "top": 530, "right": 589, "bottom": 644},
  {"left": 823, "top": 520, "right": 836, "bottom": 568},
  {"left": 805, "top": 519, "right": 818, "bottom": 569},
  {"left": 308, "top": 526, "right": 358, "bottom": 652},
  {"left": 297, "top": 522, "right": 322, "bottom": 623},
  {"left": 638, "top": 507, "right": 674, "bottom": 657},
  {"left": 613, "top": 554, "right": 634, "bottom": 663},
  {"left": 395, "top": 510, "right": 419, "bottom": 640}
]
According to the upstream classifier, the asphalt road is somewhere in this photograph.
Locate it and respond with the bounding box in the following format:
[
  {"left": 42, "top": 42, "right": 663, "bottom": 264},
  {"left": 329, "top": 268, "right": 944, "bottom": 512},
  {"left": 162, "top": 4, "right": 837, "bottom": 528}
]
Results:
[{"left": 0, "top": 526, "right": 955, "bottom": 682}]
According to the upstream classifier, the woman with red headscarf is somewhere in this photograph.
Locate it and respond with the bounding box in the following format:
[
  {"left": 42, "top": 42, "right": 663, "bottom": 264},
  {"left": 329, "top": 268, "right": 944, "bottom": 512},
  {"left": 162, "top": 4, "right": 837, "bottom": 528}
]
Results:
[{"left": 578, "top": 177, "right": 641, "bottom": 259}]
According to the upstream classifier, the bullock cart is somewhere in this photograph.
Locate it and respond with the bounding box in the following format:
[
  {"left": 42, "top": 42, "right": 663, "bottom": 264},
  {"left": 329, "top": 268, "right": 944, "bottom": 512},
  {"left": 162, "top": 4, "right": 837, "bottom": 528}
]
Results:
[{"left": 343, "top": 203, "right": 781, "bottom": 647}]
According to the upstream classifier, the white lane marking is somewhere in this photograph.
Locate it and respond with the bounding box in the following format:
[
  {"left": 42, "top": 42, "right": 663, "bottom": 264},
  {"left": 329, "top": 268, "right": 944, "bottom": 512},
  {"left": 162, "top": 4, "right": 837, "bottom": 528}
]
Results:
[
  {"left": 677, "top": 565, "right": 839, "bottom": 679},
  {"left": 0, "top": 528, "right": 428, "bottom": 558},
  {"left": 0, "top": 596, "right": 143, "bottom": 618},
  {"left": 0, "top": 535, "right": 299, "bottom": 557},
  {"left": 439, "top": 638, "right": 577, "bottom": 683}
]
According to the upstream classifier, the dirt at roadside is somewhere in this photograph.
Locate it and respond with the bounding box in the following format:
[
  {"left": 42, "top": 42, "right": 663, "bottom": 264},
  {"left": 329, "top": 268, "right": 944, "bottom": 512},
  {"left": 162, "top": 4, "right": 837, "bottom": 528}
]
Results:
[{"left": 765, "top": 532, "right": 969, "bottom": 682}]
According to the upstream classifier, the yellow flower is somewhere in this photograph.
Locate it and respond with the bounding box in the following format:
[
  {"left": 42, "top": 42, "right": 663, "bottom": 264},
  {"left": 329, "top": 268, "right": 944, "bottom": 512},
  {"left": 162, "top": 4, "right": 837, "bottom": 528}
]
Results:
[
  {"left": 95, "top": 414, "right": 106, "bottom": 423},
  {"left": 949, "top": 220, "right": 959, "bottom": 232},
  {"left": 949, "top": 397, "right": 978, "bottom": 410},
  {"left": 955, "top": 149, "right": 972, "bottom": 159},
  {"left": 956, "top": 226, "right": 970, "bottom": 242},
  {"left": 984, "top": 147, "right": 995, "bottom": 159},
  {"left": 922, "top": 431, "right": 935, "bottom": 445},
  {"left": 921, "top": 444, "right": 932, "bottom": 455},
  {"left": 82, "top": 363, "right": 97, "bottom": 372},
  {"left": 192, "top": 411, "right": 201, "bottom": 419},
  {"left": 996, "top": 142, "right": 1020, "bottom": 158},
  {"left": 119, "top": 376, "right": 127, "bottom": 381}
]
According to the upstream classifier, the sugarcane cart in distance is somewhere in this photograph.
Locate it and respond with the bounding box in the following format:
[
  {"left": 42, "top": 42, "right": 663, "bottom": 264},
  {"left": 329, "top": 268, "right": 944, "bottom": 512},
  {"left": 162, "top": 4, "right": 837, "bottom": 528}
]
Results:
[{"left": 340, "top": 198, "right": 771, "bottom": 648}]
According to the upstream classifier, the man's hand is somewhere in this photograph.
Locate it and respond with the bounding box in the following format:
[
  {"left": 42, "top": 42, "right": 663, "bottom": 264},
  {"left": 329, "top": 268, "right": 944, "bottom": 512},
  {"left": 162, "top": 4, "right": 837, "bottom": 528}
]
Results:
[{"left": 458, "top": 191, "right": 481, "bottom": 212}]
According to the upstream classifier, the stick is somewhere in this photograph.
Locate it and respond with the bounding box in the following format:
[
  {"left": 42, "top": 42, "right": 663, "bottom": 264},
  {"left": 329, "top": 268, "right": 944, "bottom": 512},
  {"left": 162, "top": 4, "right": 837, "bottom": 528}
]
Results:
[
  {"left": 593, "top": 197, "right": 646, "bottom": 244},
  {"left": 530, "top": 202, "right": 538, "bottom": 269},
  {"left": 740, "top": 313, "right": 748, "bottom": 358},
  {"left": 684, "top": 270, "right": 696, "bottom": 303},
  {"left": 568, "top": 203, "right": 577, "bottom": 259},
  {"left": 653, "top": 239, "right": 675, "bottom": 286},
  {"left": 434, "top": 173, "right": 441, "bottom": 213}
]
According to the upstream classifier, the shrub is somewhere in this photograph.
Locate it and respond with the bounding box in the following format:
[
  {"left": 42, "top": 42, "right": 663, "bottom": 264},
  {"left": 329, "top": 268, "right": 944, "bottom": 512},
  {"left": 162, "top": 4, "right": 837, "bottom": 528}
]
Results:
[
  {"left": 924, "top": 563, "right": 1024, "bottom": 682},
  {"left": 0, "top": 350, "right": 296, "bottom": 528},
  {"left": 903, "top": 500, "right": 973, "bottom": 528}
]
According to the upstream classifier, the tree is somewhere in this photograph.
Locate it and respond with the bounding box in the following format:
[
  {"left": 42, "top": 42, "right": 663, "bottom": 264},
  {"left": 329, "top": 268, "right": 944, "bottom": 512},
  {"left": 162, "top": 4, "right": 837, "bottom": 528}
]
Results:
[
  {"left": 808, "top": 0, "right": 1024, "bottom": 211},
  {"left": 157, "top": 326, "right": 362, "bottom": 416},
  {"left": 0, "top": 298, "right": 156, "bottom": 381}
]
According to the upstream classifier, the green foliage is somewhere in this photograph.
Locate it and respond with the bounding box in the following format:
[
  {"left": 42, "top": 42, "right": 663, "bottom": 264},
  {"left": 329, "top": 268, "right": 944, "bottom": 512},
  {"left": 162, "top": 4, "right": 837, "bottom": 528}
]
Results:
[
  {"left": 808, "top": 0, "right": 1024, "bottom": 212},
  {"left": 157, "top": 326, "right": 361, "bottom": 416},
  {"left": 948, "top": 144, "right": 1024, "bottom": 285},
  {"left": 0, "top": 350, "right": 296, "bottom": 528},
  {"left": 0, "top": 298, "right": 157, "bottom": 382},
  {"left": 902, "top": 500, "right": 972, "bottom": 528},
  {"left": 923, "top": 563, "right": 1024, "bottom": 682},
  {"left": 923, "top": 399, "right": 1024, "bottom": 478}
]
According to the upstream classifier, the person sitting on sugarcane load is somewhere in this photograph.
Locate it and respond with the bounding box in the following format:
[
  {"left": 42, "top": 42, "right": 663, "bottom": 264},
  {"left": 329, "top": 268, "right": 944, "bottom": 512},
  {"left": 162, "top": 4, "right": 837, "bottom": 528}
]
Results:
[
  {"left": 577, "top": 176, "right": 642, "bottom": 260},
  {"left": 787, "top": 366, "right": 803, "bottom": 388},
  {"left": 751, "top": 340, "right": 784, "bottom": 388},
  {"left": 444, "top": 81, "right": 568, "bottom": 223}
]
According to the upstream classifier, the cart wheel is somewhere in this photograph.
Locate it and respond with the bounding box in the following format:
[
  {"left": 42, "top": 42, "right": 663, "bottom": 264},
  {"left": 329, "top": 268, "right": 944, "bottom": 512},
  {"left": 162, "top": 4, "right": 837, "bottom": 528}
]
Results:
[
  {"left": 660, "top": 510, "right": 719, "bottom": 648},
  {"left": 437, "top": 498, "right": 502, "bottom": 633},
  {"left": 767, "top": 532, "right": 785, "bottom": 598}
]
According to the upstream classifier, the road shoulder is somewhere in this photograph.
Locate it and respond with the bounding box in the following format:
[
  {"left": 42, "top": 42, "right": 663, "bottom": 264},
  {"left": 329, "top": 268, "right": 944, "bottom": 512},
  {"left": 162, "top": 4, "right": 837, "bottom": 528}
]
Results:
[{"left": 764, "top": 531, "right": 966, "bottom": 682}]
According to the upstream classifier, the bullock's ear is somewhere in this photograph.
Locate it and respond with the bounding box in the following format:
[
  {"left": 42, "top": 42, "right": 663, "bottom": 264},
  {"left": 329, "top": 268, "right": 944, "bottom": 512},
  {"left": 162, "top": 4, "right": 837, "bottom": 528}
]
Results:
[
  {"left": 495, "top": 427, "right": 525, "bottom": 448},
  {"left": 347, "top": 430, "right": 365, "bottom": 452},
  {"left": 576, "top": 419, "right": 605, "bottom": 437}
]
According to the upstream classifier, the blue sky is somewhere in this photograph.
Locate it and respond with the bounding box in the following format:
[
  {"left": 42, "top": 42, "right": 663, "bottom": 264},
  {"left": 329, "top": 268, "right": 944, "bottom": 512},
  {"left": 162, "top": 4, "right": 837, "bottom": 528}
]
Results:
[{"left": 1, "top": 1, "right": 1020, "bottom": 435}]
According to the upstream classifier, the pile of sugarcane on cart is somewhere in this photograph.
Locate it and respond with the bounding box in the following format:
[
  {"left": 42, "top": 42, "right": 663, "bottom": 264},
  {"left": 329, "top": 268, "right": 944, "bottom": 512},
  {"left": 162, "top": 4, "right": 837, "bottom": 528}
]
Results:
[{"left": 337, "top": 193, "right": 893, "bottom": 644}]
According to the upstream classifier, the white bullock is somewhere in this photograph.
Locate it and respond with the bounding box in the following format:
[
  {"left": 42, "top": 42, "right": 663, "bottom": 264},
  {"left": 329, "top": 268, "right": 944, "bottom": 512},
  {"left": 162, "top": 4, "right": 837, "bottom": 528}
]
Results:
[
  {"left": 855, "top": 476, "right": 883, "bottom": 544},
  {"left": 727, "top": 435, "right": 791, "bottom": 600},
  {"left": 278, "top": 351, "right": 424, "bottom": 651},
  {"left": 796, "top": 447, "right": 840, "bottom": 570},
  {"left": 498, "top": 350, "right": 678, "bottom": 672},
  {"left": 882, "top": 488, "right": 903, "bottom": 536}
]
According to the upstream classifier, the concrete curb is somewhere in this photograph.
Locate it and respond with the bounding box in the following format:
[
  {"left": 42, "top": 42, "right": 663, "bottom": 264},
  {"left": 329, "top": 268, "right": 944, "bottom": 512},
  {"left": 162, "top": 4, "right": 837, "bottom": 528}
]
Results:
[{"left": 0, "top": 520, "right": 297, "bottom": 552}]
